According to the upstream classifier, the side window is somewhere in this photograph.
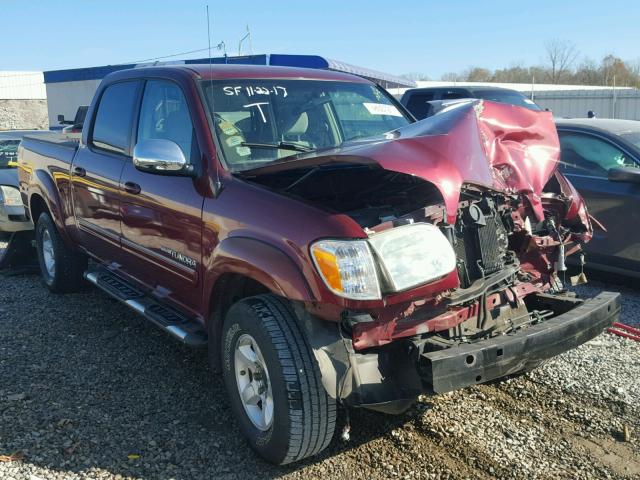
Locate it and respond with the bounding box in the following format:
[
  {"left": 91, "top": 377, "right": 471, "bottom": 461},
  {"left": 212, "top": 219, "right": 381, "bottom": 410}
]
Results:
[
  {"left": 440, "top": 89, "right": 469, "bottom": 100},
  {"left": 406, "top": 92, "right": 436, "bottom": 120},
  {"left": 92, "top": 81, "right": 139, "bottom": 154},
  {"left": 559, "top": 132, "right": 632, "bottom": 177},
  {"left": 137, "top": 80, "right": 195, "bottom": 164}
]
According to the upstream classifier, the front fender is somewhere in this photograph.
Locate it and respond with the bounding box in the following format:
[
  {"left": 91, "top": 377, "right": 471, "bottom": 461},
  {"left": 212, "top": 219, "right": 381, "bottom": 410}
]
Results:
[{"left": 205, "top": 236, "right": 315, "bottom": 309}]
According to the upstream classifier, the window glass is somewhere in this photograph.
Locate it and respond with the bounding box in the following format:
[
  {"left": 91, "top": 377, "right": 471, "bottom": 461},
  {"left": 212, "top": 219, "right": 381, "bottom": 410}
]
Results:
[
  {"left": 472, "top": 90, "right": 541, "bottom": 111},
  {"left": 202, "top": 80, "right": 410, "bottom": 171},
  {"left": 0, "top": 140, "right": 20, "bottom": 169},
  {"left": 406, "top": 92, "right": 436, "bottom": 120},
  {"left": 441, "top": 90, "right": 469, "bottom": 100},
  {"left": 137, "top": 80, "right": 195, "bottom": 163},
  {"left": 92, "top": 82, "right": 139, "bottom": 154},
  {"left": 620, "top": 131, "right": 640, "bottom": 149},
  {"left": 559, "top": 132, "right": 635, "bottom": 176}
]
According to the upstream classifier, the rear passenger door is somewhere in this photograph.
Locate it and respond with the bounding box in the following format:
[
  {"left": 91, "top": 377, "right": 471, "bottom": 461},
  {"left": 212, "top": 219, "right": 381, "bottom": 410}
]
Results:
[
  {"left": 71, "top": 80, "right": 142, "bottom": 264},
  {"left": 119, "top": 79, "right": 204, "bottom": 316}
]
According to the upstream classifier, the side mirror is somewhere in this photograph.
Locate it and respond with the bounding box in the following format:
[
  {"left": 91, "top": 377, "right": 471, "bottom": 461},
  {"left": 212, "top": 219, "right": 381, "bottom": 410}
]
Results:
[
  {"left": 133, "top": 139, "right": 194, "bottom": 176},
  {"left": 57, "top": 114, "right": 65, "bottom": 123},
  {"left": 608, "top": 166, "right": 640, "bottom": 184}
]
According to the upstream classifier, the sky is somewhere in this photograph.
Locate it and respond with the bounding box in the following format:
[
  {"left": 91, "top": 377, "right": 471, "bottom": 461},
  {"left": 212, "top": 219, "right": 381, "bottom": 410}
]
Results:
[{"left": 2, "top": 0, "right": 640, "bottom": 79}]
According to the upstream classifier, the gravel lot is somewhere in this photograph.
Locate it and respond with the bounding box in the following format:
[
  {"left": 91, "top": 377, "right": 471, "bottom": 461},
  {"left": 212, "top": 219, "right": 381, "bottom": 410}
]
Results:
[{"left": 1, "top": 254, "right": 639, "bottom": 479}]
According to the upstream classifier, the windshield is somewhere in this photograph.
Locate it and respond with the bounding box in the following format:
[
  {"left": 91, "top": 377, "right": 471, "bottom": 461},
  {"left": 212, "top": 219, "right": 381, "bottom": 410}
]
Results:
[
  {"left": 202, "top": 79, "right": 411, "bottom": 171},
  {"left": 472, "top": 90, "right": 541, "bottom": 111},
  {"left": 0, "top": 140, "right": 20, "bottom": 169},
  {"left": 620, "top": 131, "right": 640, "bottom": 150}
]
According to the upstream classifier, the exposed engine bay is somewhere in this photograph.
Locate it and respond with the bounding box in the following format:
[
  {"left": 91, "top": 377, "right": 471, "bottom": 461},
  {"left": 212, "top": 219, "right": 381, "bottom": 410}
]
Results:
[{"left": 248, "top": 162, "right": 592, "bottom": 352}]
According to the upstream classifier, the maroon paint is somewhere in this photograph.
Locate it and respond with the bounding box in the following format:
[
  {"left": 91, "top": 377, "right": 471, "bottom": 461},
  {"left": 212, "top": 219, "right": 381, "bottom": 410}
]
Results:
[{"left": 19, "top": 65, "right": 590, "bottom": 347}]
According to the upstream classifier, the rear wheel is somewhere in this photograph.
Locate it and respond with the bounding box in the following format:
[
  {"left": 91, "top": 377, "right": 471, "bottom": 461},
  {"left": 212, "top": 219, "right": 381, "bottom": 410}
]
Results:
[
  {"left": 221, "top": 294, "right": 336, "bottom": 465},
  {"left": 35, "top": 213, "right": 87, "bottom": 293}
]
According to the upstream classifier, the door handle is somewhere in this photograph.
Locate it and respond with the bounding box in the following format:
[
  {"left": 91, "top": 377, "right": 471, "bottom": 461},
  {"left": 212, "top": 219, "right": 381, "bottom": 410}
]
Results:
[
  {"left": 124, "top": 181, "right": 141, "bottom": 195},
  {"left": 73, "top": 166, "right": 86, "bottom": 177}
]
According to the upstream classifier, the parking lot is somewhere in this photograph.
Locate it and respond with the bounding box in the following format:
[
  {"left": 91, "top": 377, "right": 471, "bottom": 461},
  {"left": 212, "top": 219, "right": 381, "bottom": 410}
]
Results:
[{"left": 1, "top": 257, "right": 638, "bottom": 479}]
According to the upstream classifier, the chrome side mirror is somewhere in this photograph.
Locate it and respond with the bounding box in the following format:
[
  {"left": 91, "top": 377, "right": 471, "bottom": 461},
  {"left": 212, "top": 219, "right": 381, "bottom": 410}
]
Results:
[{"left": 133, "top": 139, "right": 192, "bottom": 175}]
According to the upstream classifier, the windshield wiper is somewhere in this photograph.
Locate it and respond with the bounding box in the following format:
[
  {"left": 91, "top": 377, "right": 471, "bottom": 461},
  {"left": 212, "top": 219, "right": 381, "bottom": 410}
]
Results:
[{"left": 240, "top": 141, "right": 314, "bottom": 153}]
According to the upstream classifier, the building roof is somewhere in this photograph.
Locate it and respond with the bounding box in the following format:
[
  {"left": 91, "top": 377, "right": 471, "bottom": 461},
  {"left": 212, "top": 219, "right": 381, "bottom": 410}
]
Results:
[
  {"left": 555, "top": 118, "right": 640, "bottom": 134},
  {"left": 43, "top": 54, "right": 415, "bottom": 89}
]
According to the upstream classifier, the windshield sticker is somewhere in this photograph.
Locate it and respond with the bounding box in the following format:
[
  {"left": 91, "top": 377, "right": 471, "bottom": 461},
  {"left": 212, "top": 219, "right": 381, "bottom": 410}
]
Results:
[
  {"left": 236, "top": 146, "right": 251, "bottom": 156},
  {"left": 225, "top": 136, "right": 243, "bottom": 147},
  {"left": 223, "top": 85, "right": 288, "bottom": 98},
  {"left": 218, "top": 121, "right": 238, "bottom": 135},
  {"left": 363, "top": 103, "right": 403, "bottom": 117},
  {"left": 243, "top": 102, "right": 269, "bottom": 123}
]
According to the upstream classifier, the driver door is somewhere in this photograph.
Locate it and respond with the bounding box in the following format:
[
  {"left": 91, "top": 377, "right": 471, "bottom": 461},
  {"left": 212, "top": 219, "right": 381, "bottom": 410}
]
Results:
[{"left": 119, "top": 79, "right": 204, "bottom": 316}]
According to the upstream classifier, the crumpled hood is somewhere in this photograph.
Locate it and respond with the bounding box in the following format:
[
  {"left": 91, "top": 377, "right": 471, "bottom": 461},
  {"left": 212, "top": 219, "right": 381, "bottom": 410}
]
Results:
[{"left": 244, "top": 100, "right": 560, "bottom": 224}]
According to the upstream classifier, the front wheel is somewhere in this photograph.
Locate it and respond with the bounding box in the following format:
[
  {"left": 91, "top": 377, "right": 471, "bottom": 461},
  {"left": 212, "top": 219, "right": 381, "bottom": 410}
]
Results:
[
  {"left": 221, "top": 295, "right": 336, "bottom": 465},
  {"left": 35, "top": 213, "right": 87, "bottom": 293}
]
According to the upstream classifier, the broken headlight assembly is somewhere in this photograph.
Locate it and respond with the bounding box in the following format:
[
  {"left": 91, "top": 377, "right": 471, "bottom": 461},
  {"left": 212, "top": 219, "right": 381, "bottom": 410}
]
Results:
[{"left": 311, "top": 223, "right": 457, "bottom": 300}]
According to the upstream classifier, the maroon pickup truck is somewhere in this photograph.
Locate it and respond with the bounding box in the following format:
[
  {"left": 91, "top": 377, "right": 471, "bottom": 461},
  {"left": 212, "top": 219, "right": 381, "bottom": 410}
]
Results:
[{"left": 18, "top": 64, "right": 620, "bottom": 465}]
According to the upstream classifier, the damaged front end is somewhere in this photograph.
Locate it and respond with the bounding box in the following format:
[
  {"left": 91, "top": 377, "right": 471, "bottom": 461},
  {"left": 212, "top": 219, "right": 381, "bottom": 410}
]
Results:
[{"left": 243, "top": 100, "right": 621, "bottom": 413}]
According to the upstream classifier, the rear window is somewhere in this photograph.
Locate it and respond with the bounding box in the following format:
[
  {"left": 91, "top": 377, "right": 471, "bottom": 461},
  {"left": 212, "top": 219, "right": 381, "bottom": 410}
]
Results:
[
  {"left": 405, "top": 92, "right": 436, "bottom": 120},
  {"left": 91, "top": 82, "right": 139, "bottom": 154},
  {"left": 471, "top": 89, "right": 541, "bottom": 111}
]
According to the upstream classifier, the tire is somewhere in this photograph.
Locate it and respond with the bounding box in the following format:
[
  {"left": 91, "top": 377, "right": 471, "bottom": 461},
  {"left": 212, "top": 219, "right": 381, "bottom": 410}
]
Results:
[
  {"left": 221, "top": 294, "right": 336, "bottom": 465},
  {"left": 35, "top": 212, "right": 87, "bottom": 293}
]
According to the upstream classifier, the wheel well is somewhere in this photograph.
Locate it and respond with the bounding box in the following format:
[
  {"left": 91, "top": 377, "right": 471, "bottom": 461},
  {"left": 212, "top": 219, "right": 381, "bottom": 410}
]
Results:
[
  {"left": 29, "top": 194, "right": 49, "bottom": 223},
  {"left": 207, "top": 273, "right": 271, "bottom": 369}
]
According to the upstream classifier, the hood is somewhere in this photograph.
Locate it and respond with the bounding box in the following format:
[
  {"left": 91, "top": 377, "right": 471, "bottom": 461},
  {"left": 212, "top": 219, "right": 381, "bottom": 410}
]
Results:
[
  {"left": 243, "top": 100, "right": 560, "bottom": 224},
  {"left": 0, "top": 168, "right": 19, "bottom": 188}
]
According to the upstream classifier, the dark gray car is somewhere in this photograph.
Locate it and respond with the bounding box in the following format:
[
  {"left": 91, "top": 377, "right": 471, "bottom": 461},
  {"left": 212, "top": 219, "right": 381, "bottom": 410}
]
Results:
[{"left": 555, "top": 118, "right": 640, "bottom": 278}]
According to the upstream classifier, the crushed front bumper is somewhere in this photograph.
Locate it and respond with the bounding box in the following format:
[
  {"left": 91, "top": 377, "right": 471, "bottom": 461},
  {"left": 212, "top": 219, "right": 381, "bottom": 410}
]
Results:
[
  {"left": 308, "top": 292, "right": 620, "bottom": 413},
  {"left": 421, "top": 291, "right": 620, "bottom": 394}
]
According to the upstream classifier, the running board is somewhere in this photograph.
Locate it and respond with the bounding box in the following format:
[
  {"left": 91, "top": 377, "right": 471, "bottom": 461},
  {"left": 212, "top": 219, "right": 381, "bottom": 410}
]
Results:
[{"left": 84, "top": 268, "right": 207, "bottom": 347}]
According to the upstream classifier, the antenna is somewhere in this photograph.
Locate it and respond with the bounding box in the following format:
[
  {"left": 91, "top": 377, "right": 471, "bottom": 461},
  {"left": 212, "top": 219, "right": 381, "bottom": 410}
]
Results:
[{"left": 206, "top": 5, "right": 222, "bottom": 194}]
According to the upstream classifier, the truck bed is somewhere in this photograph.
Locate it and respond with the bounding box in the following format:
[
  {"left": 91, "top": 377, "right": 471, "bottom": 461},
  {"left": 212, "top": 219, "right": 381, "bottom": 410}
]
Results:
[{"left": 20, "top": 134, "right": 79, "bottom": 168}]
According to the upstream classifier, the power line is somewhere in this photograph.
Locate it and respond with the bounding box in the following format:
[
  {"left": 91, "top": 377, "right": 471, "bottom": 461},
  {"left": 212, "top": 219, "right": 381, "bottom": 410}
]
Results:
[{"left": 118, "top": 47, "right": 214, "bottom": 66}]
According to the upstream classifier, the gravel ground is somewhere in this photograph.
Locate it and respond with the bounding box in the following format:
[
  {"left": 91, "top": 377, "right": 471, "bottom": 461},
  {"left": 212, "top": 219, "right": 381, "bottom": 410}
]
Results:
[{"left": 0, "top": 262, "right": 639, "bottom": 479}]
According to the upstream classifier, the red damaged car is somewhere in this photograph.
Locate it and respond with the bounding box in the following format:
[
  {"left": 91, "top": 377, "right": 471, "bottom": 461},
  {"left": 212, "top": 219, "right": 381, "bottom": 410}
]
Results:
[{"left": 18, "top": 65, "right": 620, "bottom": 464}]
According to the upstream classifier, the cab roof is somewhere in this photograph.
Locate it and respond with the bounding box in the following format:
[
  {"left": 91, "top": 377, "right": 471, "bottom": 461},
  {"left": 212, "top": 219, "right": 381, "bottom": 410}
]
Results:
[{"left": 121, "top": 64, "right": 372, "bottom": 83}]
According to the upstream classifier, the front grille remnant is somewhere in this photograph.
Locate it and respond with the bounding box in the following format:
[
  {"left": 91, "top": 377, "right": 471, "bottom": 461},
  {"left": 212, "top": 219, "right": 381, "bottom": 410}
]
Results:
[{"left": 451, "top": 197, "right": 510, "bottom": 288}]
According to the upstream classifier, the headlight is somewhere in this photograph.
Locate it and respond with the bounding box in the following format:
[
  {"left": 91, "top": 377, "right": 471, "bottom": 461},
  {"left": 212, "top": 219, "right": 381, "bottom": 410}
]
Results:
[
  {"left": 0, "top": 185, "right": 22, "bottom": 206},
  {"left": 311, "top": 223, "right": 457, "bottom": 300},
  {"left": 368, "top": 223, "right": 457, "bottom": 292},
  {"left": 310, "top": 240, "right": 381, "bottom": 300}
]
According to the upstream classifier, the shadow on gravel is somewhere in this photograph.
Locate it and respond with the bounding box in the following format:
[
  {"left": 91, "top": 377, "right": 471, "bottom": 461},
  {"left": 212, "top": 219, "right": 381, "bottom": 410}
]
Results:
[{"left": 0, "top": 271, "right": 413, "bottom": 479}]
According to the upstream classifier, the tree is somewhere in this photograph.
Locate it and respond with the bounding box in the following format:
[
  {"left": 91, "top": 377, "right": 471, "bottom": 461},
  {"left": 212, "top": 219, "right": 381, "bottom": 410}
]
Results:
[
  {"left": 544, "top": 39, "right": 579, "bottom": 83},
  {"left": 400, "top": 72, "right": 430, "bottom": 82},
  {"left": 463, "top": 67, "right": 492, "bottom": 82},
  {"left": 440, "top": 71, "right": 462, "bottom": 81}
]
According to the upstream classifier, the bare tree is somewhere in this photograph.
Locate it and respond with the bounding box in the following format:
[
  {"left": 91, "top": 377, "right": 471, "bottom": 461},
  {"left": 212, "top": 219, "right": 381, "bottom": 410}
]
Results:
[
  {"left": 400, "top": 72, "right": 430, "bottom": 82},
  {"left": 544, "top": 39, "right": 579, "bottom": 84}
]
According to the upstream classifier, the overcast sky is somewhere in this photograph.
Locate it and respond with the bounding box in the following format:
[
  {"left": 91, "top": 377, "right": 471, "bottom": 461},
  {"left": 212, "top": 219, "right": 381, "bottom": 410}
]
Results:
[{"left": 2, "top": 0, "right": 639, "bottom": 79}]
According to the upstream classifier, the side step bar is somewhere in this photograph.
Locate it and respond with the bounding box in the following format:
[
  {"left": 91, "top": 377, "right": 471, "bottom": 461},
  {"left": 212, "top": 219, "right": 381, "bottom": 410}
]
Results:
[{"left": 84, "top": 267, "right": 207, "bottom": 347}]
